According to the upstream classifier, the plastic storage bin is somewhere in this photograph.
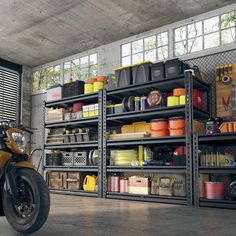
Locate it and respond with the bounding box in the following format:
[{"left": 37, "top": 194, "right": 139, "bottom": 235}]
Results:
[
  {"left": 132, "top": 62, "right": 152, "bottom": 85},
  {"left": 165, "top": 59, "right": 189, "bottom": 79},
  {"left": 63, "top": 80, "right": 85, "bottom": 98},
  {"left": 115, "top": 66, "right": 132, "bottom": 88},
  {"left": 151, "top": 62, "right": 165, "bottom": 81},
  {"left": 204, "top": 182, "right": 226, "bottom": 199}
]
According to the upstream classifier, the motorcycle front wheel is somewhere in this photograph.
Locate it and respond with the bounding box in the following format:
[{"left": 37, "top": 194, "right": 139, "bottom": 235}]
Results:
[{"left": 2, "top": 168, "right": 50, "bottom": 234}]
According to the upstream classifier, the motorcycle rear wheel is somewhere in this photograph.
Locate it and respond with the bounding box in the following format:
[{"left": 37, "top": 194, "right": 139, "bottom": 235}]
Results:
[{"left": 2, "top": 168, "right": 50, "bottom": 234}]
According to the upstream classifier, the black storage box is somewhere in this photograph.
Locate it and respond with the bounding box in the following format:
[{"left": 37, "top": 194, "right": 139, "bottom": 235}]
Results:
[
  {"left": 173, "top": 156, "right": 186, "bottom": 166},
  {"left": 106, "top": 74, "right": 118, "bottom": 90},
  {"left": 63, "top": 80, "right": 85, "bottom": 98},
  {"left": 115, "top": 66, "right": 132, "bottom": 88},
  {"left": 46, "top": 153, "right": 62, "bottom": 166},
  {"left": 132, "top": 62, "right": 152, "bottom": 85},
  {"left": 151, "top": 62, "right": 165, "bottom": 81},
  {"left": 165, "top": 59, "right": 189, "bottom": 79}
]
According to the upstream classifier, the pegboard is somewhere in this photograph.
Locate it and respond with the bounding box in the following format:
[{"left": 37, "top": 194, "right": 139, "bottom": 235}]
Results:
[{"left": 185, "top": 49, "right": 236, "bottom": 117}]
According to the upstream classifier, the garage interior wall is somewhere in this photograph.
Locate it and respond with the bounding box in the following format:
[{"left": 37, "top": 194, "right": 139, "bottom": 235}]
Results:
[{"left": 29, "top": 3, "right": 236, "bottom": 172}]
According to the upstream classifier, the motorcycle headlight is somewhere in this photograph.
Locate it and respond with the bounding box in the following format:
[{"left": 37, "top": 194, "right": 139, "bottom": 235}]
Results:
[{"left": 6, "top": 129, "right": 28, "bottom": 154}]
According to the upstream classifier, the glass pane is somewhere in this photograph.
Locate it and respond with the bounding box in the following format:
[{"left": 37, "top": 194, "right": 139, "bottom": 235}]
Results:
[
  {"left": 144, "top": 36, "right": 156, "bottom": 50},
  {"left": 132, "top": 53, "right": 143, "bottom": 64},
  {"left": 221, "top": 28, "right": 236, "bottom": 45},
  {"left": 89, "top": 53, "right": 97, "bottom": 65},
  {"left": 89, "top": 65, "right": 98, "bottom": 77},
  {"left": 64, "top": 61, "right": 71, "bottom": 84},
  {"left": 188, "top": 21, "right": 202, "bottom": 38},
  {"left": 157, "top": 46, "right": 168, "bottom": 60},
  {"left": 158, "top": 32, "right": 168, "bottom": 46},
  {"left": 32, "top": 71, "right": 40, "bottom": 92},
  {"left": 122, "top": 56, "right": 131, "bottom": 66},
  {"left": 80, "top": 56, "right": 89, "bottom": 68},
  {"left": 221, "top": 12, "right": 235, "bottom": 29},
  {"left": 204, "top": 32, "right": 220, "bottom": 49},
  {"left": 145, "top": 49, "right": 157, "bottom": 62},
  {"left": 204, "top": 16, "right": 219, "bottom": 34},
  {"left": 54, "top": 65, "right": 61, "bottom": 84},
  {"left": 45, "top": 67, "right": 54, "bottom": 89},
  {"left": 188, "top": 36, "right": 203, "bottom": 53},
  {"left": 175, "top": 26, "right": 187, "bottom": 42},
  {"left": 80, "top": 67, "right": 89, "bottom": 79},
  {"left": 132, "top": 40, "right": 143, "bottom": 54},
  {"left": 122, "top": 43, "right": 131, "bottom": 56},
  {"left": 71, "top": 59, "right": 80, "bottom": 80},
  {"left": 38, "top": 69, "right": 47, "bottom": 90},
  {"left": 175, "top": 41, "right": 187, "bottom": 56}
]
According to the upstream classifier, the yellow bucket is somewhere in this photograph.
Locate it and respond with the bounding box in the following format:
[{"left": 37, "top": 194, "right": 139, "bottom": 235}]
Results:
[
  {"left": 179, "top": 95, "right": 186, "bottom": 105},
  {"left": 94, "top": 81, "right": 104, "bottom": 92},
  {"left": 167, "top": 96, "right": 179, "bottom": 107},
  {"left": 84, "top": 84, "right": 94, "bottom": 94}
]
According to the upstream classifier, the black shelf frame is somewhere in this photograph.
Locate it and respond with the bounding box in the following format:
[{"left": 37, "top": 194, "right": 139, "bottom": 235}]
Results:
[
  {"left": 44, "top": 90, "right": 103, "bottom": 198},
  {"left": 194, "top": 132, "right": 236, "bottom": 209}
]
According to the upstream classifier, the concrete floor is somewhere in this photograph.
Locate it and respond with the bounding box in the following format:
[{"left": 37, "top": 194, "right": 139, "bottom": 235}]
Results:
[{"left": 0, "top": 194, "right": 236, "bottom": 236}]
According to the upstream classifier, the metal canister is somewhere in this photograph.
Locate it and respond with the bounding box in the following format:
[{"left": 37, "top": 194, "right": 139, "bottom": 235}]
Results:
[
  {"left": 134, "top": 96, "right": 140, "bottom": 111},
  {"left": 111, "top": 174, "right": 120, "bottom": 192},
  {"left": 120, "top": 177, "right": 129, "bottom": 193},
  {"left": 141, "top": 96, "right": 147, "bottom": 111}
]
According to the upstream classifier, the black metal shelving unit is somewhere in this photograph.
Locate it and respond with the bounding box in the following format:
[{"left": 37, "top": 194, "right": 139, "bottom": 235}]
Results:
[
  {"left": 44, "top": 91, "right": 102, "bottom": 198},
  {"left": 102, "top": 71, "right": 210, "bottom": 206},
  {"left": 194, "top": 133, "right": 236, "bottom": 209}
]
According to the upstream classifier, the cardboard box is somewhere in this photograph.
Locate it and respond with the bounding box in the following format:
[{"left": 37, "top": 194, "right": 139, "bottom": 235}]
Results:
[
  {"left": 193, "top": 120, "right": 205, "bottom": 135},
  {"left": 47, "top": 108, "right": 65, "bottom": 123}
]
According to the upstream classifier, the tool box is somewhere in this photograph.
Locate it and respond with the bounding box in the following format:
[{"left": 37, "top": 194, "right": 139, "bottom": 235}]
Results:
[
  {"left": 165, "top": 58, "right": 189, "bottom": 79},
  {"left": 62, "top": 80, "right": 85, "bottom": 98}
]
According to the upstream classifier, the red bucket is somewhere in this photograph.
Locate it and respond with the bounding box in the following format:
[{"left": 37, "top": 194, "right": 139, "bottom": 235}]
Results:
[{"left": 204, "top": 182, "right": 225, "bottom": 199}]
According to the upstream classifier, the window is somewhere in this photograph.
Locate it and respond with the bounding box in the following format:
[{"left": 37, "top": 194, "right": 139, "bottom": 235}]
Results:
[
  {"left": 121, "top": 31, "right": 169, "bottom": 66},
  {"left": 0, "top": 68, "right": 20, "bottom": 121},
  {"left": 174, "top": 11, "right": 236, "bottom": 56},
  {"left": 33, "top": 64, "right": 61, "bottom": 92},
  {"left": 63, "top": 53, "right": 98, "bottom": 84}
]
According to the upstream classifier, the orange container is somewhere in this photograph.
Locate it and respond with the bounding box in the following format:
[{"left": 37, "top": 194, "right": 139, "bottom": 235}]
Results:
[
  {"left": 169, "top": 117, "right": 185, "bottom": 136},
  {"left": 173, "top": 88, "right": 185, "bottom": 96},
  {"left": 151, "top": 129, "right": 169, "bottom": 137},
  {"left": 97, "top": 75, "right": 107, "bottom": 83},
  {"left": 87, "top": 77, "right": 97, "bottom": 84},
  {"left": 151, "top": 119, "right": 169, "bottom": 131}
]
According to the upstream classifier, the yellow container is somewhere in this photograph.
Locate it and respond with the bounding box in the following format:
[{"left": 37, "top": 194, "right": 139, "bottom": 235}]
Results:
[
  {"left": 94, "top": 81, "right": 104, "bottom": 92},
  {"left": 94, "top": 104, "right": 99, "bottom": 116},
  {"left": 179, "top": 95, "right": 186, "bottom": 105},
  {"left": 88, "top": 104, "right": 95, "bottom": 117},
  {"left": 82, "top": 105, "right": 89, "bottom": 118},
  {"left": 84, "top": 83, "right": 94, "bottom": 94},
  {"left": 83, "top": 175, "right": 97, "bottom": 191},
  {"left": 167, "top": 96, "right": 179, "bottom": 107}
]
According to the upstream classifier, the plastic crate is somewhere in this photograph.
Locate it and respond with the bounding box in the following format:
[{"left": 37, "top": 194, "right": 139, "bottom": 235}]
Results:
[
  {"left": 74, "top": 152, "right": 87, "bottom": 166},
  {"left": 132, "top": 62, "right": 152, "bottom": 85},
  {"left": 151, "top": 62, "right": 165, "bottom": 81},
  {"left": 62, "top": 152, "right": 74, "bottom": 166},
  {"left": 62, "top": 80, "right": 85, "bottom": 98},
  {"left": 115, "top": 66, "right": 132, "bottom": 88}
]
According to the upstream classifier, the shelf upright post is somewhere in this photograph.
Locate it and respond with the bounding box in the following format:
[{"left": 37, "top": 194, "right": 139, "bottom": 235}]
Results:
[
  {"left": 193, "top": 133, "right": 199, "bottom": 206},
  {"left": 185, "top": 70, "right": 194, "bottom": 206},
  {"left": 98, "top": 89, "right": 107, "bottom": 198}
]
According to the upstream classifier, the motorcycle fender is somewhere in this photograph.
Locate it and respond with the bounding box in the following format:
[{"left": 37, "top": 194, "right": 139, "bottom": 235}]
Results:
[{"left": 14, "top": 161, "right": 35, "bottom": 169}]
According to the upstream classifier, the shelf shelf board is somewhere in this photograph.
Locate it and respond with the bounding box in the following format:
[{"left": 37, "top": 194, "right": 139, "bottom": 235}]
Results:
[
  {"left": 107, "top": 76, "right": 209, "bottom": 99},
  {"left": 199, "top": 166, "right": 236, "bottom": 174},
  {"left": 49, "top": 189, "right": 98, "bottom": 197},
  {"left": 45, "top": 141, "right": 98, "bottom": 149},
  {"left": 107, "top": 166, "right": 186, "bottom": 173},
  {"left": 199, "top": 133, "right": 236, "bottom": 144},
  {"left": 106, "top": 192, "right": 187, "bottom": 205},
  {"left": 199, "top": 198, "right": 236, "bottom": 209},
  {"left": 107, "top": 136, "right": 185, "bottom": 146},
  {"left": 45, "top": 92, "right": 98, "bottom": 108},
  {"left": 45, "top": 117, "right": 98, "bottom": 128},
  {"left": 107, "top": 106, "right": 209, "bottom": 123},
  {"left": 45, "top": 166, "right": 98, "bottom": 172}
]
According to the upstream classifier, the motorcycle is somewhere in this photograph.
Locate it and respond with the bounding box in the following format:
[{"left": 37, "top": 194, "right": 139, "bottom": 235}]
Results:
[{"left": 0, "top": 121, "right": 50, "bottom": 234}]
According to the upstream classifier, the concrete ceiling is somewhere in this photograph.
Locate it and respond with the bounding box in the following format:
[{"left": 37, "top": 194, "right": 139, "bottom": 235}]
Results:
[{"left": 0, "top": 0, "right": 235, "bottom": 67}]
